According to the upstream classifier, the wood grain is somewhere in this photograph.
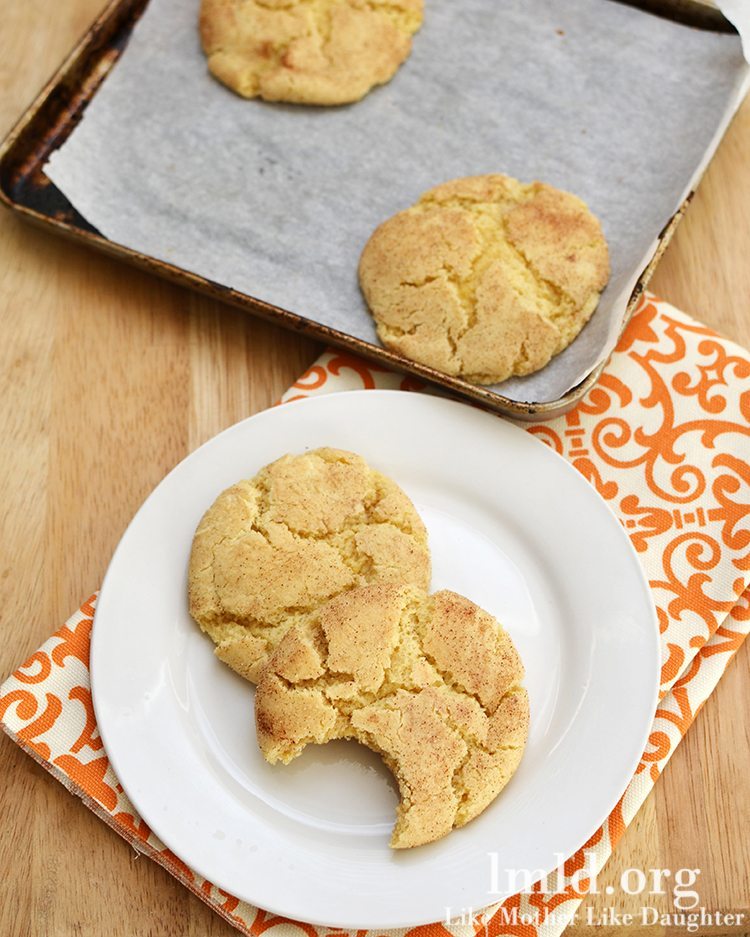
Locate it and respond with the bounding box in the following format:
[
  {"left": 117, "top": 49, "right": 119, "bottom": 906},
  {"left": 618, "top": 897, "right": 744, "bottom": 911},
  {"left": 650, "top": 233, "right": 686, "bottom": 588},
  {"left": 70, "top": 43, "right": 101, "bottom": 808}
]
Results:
[{"left": 0, "top": 2, "right": 748, "bottom": 934}]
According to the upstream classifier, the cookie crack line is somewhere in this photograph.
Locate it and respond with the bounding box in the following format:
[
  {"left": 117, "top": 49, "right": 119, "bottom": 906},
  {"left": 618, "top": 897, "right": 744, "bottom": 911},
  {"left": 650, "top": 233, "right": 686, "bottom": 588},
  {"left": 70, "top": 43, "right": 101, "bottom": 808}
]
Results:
[
  {"left": 449, "top": 223, "right": 500, "bottom": 348},
  {"left": 279, "top": 593, "right": 523, "bottom": 742},
  {"left": 307, "top": 0, "right": 336, "bottom": 68},
  {"left": 359, "top": 173, "right": 610, "bottom": 385},
  {"left": 319, "top": 664, "right": 527, "bottom": 758},
  {"left": 189, "top": 449, "right": 430, "bottom": 683},
  {"left": 444, "top": 694, "right": 524, "bottom": 757},
  {"left": 500, "top": 215, "right": 578, "bottom": 319},
  {"left": 449, "top": 733, "right": 474, "bottom": 812},
  {"left": 416, "top": 643, "right": 493, "bottom": 715},
  {"left": 255, "top": 514, "right": 419, "bottom": 543},
  {"left": 384, "top": 200, "right": 569, "bottom": 368},
  {"left": 448, "top": 205, "right": 575, "bottom": 349},
  {"left": 393, "top": 258, "right": 473, "bottom": 364},
  {"left": 252, "top": 473, "right": 418, "bottom": 541},
  {"left": 511, "top": 338, "right": 532, "bottom": 375}
]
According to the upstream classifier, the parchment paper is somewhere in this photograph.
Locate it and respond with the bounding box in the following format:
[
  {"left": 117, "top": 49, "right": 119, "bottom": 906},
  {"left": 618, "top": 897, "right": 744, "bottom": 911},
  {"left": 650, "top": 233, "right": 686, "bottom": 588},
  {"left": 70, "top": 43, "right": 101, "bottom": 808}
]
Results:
[{"left": 45, "top": 0, "right": 748, "bottom": 403}]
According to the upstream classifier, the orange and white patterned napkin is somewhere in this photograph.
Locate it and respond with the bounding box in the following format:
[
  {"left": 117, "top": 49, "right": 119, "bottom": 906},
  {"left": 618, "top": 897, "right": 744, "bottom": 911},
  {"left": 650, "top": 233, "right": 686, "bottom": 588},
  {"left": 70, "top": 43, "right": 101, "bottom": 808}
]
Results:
[{"left": 2, "top": 293, "right": 749, "bottom": 937}]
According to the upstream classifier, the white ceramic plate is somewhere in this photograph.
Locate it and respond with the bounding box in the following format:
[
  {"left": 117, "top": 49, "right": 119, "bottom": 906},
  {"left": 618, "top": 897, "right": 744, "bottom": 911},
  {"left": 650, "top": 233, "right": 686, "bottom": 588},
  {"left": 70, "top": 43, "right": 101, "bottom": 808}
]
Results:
[{"left": 91, "top": 391, "right": 659, "bottom": 929}]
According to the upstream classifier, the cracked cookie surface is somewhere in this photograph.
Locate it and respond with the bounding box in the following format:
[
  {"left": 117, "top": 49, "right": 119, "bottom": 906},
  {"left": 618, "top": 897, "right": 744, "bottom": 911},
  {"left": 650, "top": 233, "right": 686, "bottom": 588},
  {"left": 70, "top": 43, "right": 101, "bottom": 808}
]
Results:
[
  {"left": 200, "top": 0, "right": 423, "bottom": 105},
  {"left": 358, "top": 174, "right": 610, "bottom": 385},
  {"left": 189, "top": 448, "right": 431, "bottom": 683},
  {"left": 256, "top": 582, "right": 529, "bottom": 848}
]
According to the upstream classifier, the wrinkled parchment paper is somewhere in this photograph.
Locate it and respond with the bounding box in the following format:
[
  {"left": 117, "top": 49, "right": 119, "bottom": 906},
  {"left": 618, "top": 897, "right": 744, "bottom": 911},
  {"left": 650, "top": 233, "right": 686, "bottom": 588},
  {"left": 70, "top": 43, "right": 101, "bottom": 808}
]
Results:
[{"left": 45, "top": 0, "right": 749, "bottom": 403}]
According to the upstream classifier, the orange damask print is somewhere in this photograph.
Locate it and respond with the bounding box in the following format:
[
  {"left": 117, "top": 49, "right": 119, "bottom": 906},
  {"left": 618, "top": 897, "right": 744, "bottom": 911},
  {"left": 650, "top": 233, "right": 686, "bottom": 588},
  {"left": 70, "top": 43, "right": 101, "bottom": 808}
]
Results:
[
  {"left": 201, "top": 881, "right": 242, "bottom": 916},
  {"left": 52, "top": 613, "right": 94, "bottom": 667},
  {"left": 700, "top": 622, "right": 747, "bottom": 657},
  {"left": 249, "top": 909, "right": 319, "bottom": 937},
  {"left": 159, "top": 847, "right": 196, "bottom": 882},
  {"left": 562, "top": 827, "right": 604, "bottom": 879},
  {"left": 482, "top": 897, "right": 538, "bottom": 937},
  {"left": 672, "top": 338, "right": 750, "bottom": 414},
  {"left": 711, "top": 453, "right": 750, "bottom": 565},
  {"left": 660, "top": 642, "right": 685, "bottom": 687},
  {"left": 615, "top": 298, "right": 660, "bottom": 353},
  {"left": 113, "top": 811, "right": 152, "bottom": 842},
  {"left": 69, "top": 686, "right": 103, "bottom": 754},
  {"left": 327, "top": 353, "right": 380, "bottom": 389},
  {"left": 655, "top": 604, "right": 669, "bottom": 635},
  {"left": 655, "top": 685, "right": 693, "bottom": 738},
  {"left": 16, "top": 692, "right": 63, "bottom": 761},
  {"left": 53, "top": 753, "right": 118, "bottom": 810},
  {"left": 526, "top": 425, "right": 563, "bottom": 455},
  {"left": 528, "top": 886, "right": 586, "bottom": 925},
  {"left": 399, "top": 375, "right": 428, "bottom": 392},
  {"left": 588, "top": 323, "right": 749, "bottom": 520},
  {"left": 561, "top": 412, "right": 618, "bottom": 501},
  {"left": 577, "top": 372, "right": 633, "bottom": 416},
  {"left": 12, "top": 650, "right": 52, "bottom": 684},
  {"left": 290, "top": 365, "right": 328, "bottom": 392},
  {"left": 402, "top": 926, "right": 453, "bottom": 937},
  {"left": 619, "top": 495, "right": 672, "bottom": 552},
  {"left": 606, "top": 797, "right": 626, "bottom": 852},
  {"left": 0, "top": 688, "right": 40, "bottom": 723},
  {"left": 652, "top": 533, "right": 735, "bottom": 648}
]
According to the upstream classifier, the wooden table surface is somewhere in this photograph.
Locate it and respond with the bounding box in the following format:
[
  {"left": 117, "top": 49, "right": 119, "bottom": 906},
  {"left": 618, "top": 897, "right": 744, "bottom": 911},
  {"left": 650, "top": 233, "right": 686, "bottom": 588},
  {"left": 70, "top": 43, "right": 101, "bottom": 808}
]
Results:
[{"left": 1, "top": 3, "right": 748, "bottom": 935}]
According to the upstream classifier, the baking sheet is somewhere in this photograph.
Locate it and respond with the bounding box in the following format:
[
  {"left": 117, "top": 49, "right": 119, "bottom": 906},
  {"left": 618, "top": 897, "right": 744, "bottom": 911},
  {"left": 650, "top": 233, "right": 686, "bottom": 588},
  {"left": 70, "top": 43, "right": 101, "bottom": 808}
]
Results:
[{"left": 45, "top": 0, "right": 748, "bottom": 404}]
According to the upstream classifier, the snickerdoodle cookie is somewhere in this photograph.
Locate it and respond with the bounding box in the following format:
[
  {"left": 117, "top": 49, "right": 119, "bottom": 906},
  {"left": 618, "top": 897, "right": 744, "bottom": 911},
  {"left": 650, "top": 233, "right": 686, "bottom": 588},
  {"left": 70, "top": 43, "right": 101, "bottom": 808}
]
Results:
[
  {"left": 200, "top": 0, "right": 423, "bottom": 105},
  {"left": 189, "top": 448, "right": 430, "bottom": 683},
  {"left": 359, "top": 174, "right": 610, "bottom": 385},
  {"left": 255, "top": 583, "right": 528, "bottom": 848}
]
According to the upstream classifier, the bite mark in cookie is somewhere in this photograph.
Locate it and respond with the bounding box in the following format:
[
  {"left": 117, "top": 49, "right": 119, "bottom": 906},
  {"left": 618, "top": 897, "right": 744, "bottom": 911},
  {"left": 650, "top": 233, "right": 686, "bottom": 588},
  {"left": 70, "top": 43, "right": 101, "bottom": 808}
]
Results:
[{"left": 256, "top": 583, "right": 529, "bottom": 848}]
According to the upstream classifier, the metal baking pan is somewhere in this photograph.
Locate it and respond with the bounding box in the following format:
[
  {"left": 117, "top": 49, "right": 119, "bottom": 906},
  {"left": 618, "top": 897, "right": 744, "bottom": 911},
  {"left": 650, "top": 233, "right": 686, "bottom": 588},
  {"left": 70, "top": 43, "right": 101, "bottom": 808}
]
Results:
[{"left": 0, "top": 0, "right": 738, "bottom": 420}]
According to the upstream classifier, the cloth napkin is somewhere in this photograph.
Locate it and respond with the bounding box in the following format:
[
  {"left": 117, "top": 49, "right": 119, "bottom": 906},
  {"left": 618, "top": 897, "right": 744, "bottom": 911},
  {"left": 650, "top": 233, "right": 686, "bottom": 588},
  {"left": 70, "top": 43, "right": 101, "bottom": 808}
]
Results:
[{"left": 2, "top": 293, "right": 749, "bottom": 937}]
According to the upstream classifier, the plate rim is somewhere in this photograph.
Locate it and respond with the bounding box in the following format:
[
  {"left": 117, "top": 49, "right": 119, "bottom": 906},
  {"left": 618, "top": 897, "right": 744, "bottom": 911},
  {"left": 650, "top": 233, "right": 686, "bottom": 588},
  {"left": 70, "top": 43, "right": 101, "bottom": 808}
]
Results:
[{"left": 91, "top": 389, "right": 661, "bottom": 929}]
